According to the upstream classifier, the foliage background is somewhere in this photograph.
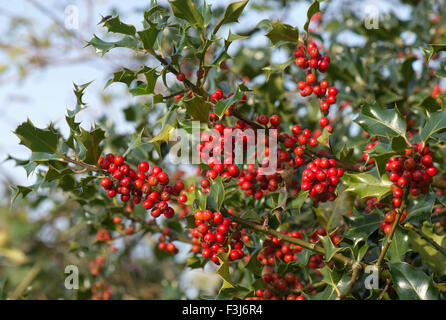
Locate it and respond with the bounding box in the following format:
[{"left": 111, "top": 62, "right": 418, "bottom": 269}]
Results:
[{"left": 0, "top": 0, "right": 445, "bottom": 299}]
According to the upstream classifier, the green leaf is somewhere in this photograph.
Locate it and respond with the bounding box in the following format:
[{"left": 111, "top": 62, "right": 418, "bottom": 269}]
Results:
[
  {"left": 138, "top": 27, "right": 160, "bottom": 50},
  {"left": 77, "top": 127, "right": 106, "bottom": 165},
  {"left": 169, "top": 0, "right": 204, "bottom": 29},
  {"left": 355, "top": 243, "right": 370, "bottom": 261},
  {"left": 377, "top": 89, "right": 403, "bottom": 105},
  {"left": 103, "top": 16, "right": 136, "bottom": 35},
  {"left": 122, "top": 130, "right": 150, "bottom": 158},
  {"left": 245, "top": 248, "right": 262, "bottom": 276},
  {"left": 262, "top": 57, "right": 293, "bottom": 80},
  {"left": 316, "top": 127, "right": 331, "bottom": 148},
  {"left": 407, "top": 222, "right": 446, "bottom": 275},
  {"left": 265, "top": 21, "right": 299, "bottom": 45},
  {"left": 149, "top": 108, "right": 177, "bottom": 143},
  {"left": 185, "top": 187, "right": 207, "bottom": 211},
  {"left": 186, "top": 255, "right": 207, "bottom": 269},
  {"left": 129, "top": 68, "right": 160, "bottom": 96},
  {"left": 14, "top": 119, "right": 60, "bottom": 153},
  {"left": 207, "top": 176, "right": 225, "bottom": 211},
  {"left": 45, "top": 164, "right": 73, "bottom": 182},
  {"left": 406, "top": 193, "right": 435, "bottom": 225},
  {"left": 337, "top": 144, "right": 354, "bottom": 162},
  {"left": 304, "top": 0, "right": 320, "bottom": 33},
  {"left": 343, "top": 171, "right": 392, "bottom": 200},
  {"left": 318, "top": 187, "right": 355, "bottom": 231},
  {"left": 216, "top": 250, "right": 235, "bottom": 289},
  {"left": 319, "top": 235, "right": 341, "bottom": 262},
  {"left": 144, "top": 5, "right": 167, "bottom": 22},
  {"left": 366, "top": 143, "right": 396, "bottom": 177},
  {"left": 10, "top": 185, "right": 33, "bottom": 207},
  {"left": 287, "top": 190, "right": 308, "bottom": 213},
  {"left": 216, "top": 0, "right": 249, "bottom": 28},
  {"left": 420, "top": 111, "right": 446, "bottom": 142},
  {"left": 313, "top": 206, "right": 328, "bottom": 229},
  {"left": 344, "top": 209, "right": 384, "bottom": 245},
  {"left": 390, "top": 136, "right": 407, "bottom": 153},
  {"left": 201, "top": 1, "right": 213, "bottom": 27},
  {"left": 10, "top": 173, "right": 45, "bottom": 207},
  {"left": 87, "top": 34, "right": 138, "bottom": 55},
  {"left": 423, "top": 43, "right": 446, "bottom": 64},
  {"left": 400, "top": 56, "right": 417, "bottom": 87},
  {"left": 226, "top": 29, "right": 249, "bottom": 42},
  {"left": 106, "top": 68, "right": 138, "bottom": 88},
  {"left": 354, "top": 103, "right": 407, "bottom": 138},
  {"left": 70, "top": 81, "right": 93, "bottom": 115},
  {"left": 417, "top": 96, "right": 441, "bottom": 113},
  {"left": 386, "top": 226, "right": 410, "bottom": 263},
  {"left": 389, "top": 262, "right": 439, "bottom": 300},
  {"left": 183, "top": 95, "right": 210, "bottom": 122},
  {"left": 316, "top": 265, "right": 350, "bottom": 300},
  {"left": 215, "top": 87, "right": 243, "bottom": 118}
]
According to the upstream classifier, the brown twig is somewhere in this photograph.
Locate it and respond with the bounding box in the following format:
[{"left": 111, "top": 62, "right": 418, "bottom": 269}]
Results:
[
  {"left": 224, "top": 210, "right": 360, "bottom": 268},
  {"left": 377, "top": 280, "right": 391, "bottom": 300},
  {"left": 57, "top": 153, "right": 100, "bottom": 172},
  {"left": 432, "top": 179, "right": 446, "bottom": 189},
  {"left": 337, "top": 261, "right": 362, "bottom": 299}
]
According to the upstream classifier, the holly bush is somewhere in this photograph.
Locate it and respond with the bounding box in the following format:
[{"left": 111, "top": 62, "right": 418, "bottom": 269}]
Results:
[{"left": 5, "top": 0, "right": 446, "bottom": 300}]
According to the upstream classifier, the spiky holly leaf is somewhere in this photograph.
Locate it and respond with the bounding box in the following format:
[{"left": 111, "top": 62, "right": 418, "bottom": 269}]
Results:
[
  {"left": 103, "top": 16, "right": 136, "bottom": 35},
  {"left": 389, "top": 262, "right": 439, "bottom": 300},
  {"left": 77, "top": 127, "right": 106, "bottom": 165},
  {"left": 14, "top": 120, "right": 60, "bottom": 153},
  {"left": 354, "top": 103, "right": 407, "bottom": 139},
  {"left": 169, "top": 0, "right": 204, "bottom": 29}
]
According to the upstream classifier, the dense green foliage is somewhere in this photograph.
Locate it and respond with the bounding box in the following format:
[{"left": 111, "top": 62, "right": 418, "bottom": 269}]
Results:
[{"left": 2, "top": 0, "right": 446, "bottom": 300}]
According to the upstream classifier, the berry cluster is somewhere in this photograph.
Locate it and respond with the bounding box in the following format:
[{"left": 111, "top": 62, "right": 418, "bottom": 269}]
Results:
[
  {"left": 294, "top": 41, "right": 338, "bottom": 129},
  {"left": 190, "top": 210, "right": 245, "bottom": 265},
  {"left": 97, "top": 153, "right": 186, "bottom": 219},
  {"left": 247, "top": 272, "right": 305, "bottom": 300},
  {"left": 96, "top": 228, "right": 111, "bottom": 242},
  {"left": 91, "top": 281, "right": 112, "bottom": 300},
  {"left": 237, "top": 164, "right": 287, "bottom": 200},
  {"left": 363, "top": 140, "right": 379, "bottom": 163},
  {"left": 301, "top": 158, "right": 343, "bottom": 202},
  {"left": 364, "top": 197, "right": 384, "bottom": 214},
  {"left": 386, "top": 144, "right": 437, "bottom": 208},
  {"left": 380, "top": 209, "right": 408, "bottom": 234},
  {"left": 157, "top": 227, "right": 178, "bottom": 255},
  {"left": 432, "top": 84, "right": 445, "bottom": 105},
  {"left": 89, "top": 256, "right": 106, "bottom": 276},
  {"left": 256, "top": 232, "right": 304, "bottom": 265},
  {"left": 199, "top": 116, "right": 330, "bottom": 200}
]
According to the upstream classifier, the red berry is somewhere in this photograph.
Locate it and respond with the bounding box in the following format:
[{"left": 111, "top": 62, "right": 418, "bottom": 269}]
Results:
[
  {"left": 176, "top": 73, "right": 185, "bottom": 81},
  {"left": 327, "top": 95, "right": 336, "bottom": 104},
  {"left": 257, "top": 114, "right": 269, "bottom": 125},
  {"left": 100, "top": 178, "right": 112, "bottom": 188},
  {"left": 426, "top": 167, "right": 437, "bottom": 176},
  {"left": 320, "top": 80, "right": 328, "bottom": 89},
  {"left": 178, "top": 194, "right": 187, "bottom": 203},
  {"left": 114, "top": 155, "right": 124, "bottom": 165},
  {"left": 291, "top": 125, "right": 302, "bottom": 135},
  {"left": 309, "top": 138, "right": 318, "bottom": 147},
  {"left": 138, "top": 161, "right": 149, "bottom": 172},
  {"left": 270, "top": 115, "right": 281, "bottom": 127},
  {"left": 319, "top": 117, "right": 329, "bottom": 127},
  {"left": 393, "top": 197, "right": 402, "bottom": 208},
  {"left": 327, "top": 87, "right": 338, "bottom": 96}
]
